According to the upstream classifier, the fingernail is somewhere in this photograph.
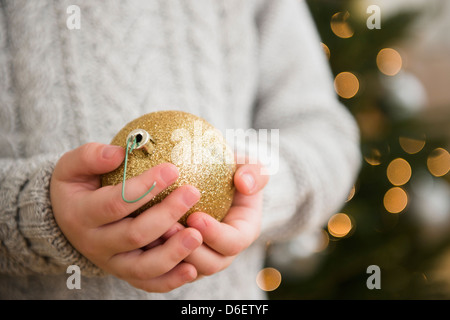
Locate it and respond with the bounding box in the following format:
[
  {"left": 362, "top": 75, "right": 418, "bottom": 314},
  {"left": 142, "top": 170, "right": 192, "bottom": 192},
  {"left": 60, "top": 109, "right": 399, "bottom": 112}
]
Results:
[
  {"left": 182, "top": 268, "right": 197, "bottom": 282},
  {"left": 241, "top": 172, "right": 255, "bottom": 192},
  {"left": 191, "top": 215, "right": 208, "bottom": 230},
  {"left": 160, "top": 165, "right": 179, "bottom": 184},
  {"left": 183, "top": 233, "right": 201, "bottom": 250},
  {"left": 182, "top": 187, "right": 201, "bottom": 207},
  {"left": 102, "top": 145, "right": 123, "bottom": 160}
]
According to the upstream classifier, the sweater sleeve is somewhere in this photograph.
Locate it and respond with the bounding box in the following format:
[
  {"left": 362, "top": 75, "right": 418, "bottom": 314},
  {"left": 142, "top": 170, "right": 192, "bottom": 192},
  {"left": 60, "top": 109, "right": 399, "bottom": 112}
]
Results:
[
  {"left": 254, "top": 0, "right": 361, "bottom": 241},
  {"left": 0, "top": 3, "right": 103, "bottom": 277},
  {"left": 0, "top": 155, "right": 105, "bottom": 276}
]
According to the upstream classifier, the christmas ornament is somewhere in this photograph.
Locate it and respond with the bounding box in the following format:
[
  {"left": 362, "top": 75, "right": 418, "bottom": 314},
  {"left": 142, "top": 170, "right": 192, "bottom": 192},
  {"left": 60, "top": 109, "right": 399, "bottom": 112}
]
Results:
[{"left": 101, "top": 110, "right": 236, "bottom": 226}]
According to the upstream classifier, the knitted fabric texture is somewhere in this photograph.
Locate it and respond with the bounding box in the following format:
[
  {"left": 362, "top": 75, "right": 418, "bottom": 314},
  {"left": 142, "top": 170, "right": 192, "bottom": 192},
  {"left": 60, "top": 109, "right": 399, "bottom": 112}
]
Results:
[{"left": 0, "top": 0, "right": 360, "bottom": 299}]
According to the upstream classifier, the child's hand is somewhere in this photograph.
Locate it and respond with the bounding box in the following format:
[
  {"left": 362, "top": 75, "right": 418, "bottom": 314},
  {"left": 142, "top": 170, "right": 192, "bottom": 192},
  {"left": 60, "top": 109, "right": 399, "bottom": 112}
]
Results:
[
  {"left": 50, "top": 143, "right": 203, "bottom": 292},
  {"left": 183, "top": 161, "right": 269, "bottom": 277}
]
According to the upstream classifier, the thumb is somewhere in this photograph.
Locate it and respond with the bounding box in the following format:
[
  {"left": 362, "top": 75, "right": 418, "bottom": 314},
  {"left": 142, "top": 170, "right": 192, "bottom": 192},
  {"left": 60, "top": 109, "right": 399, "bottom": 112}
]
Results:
[
  {"left": 54, "top": 143, "right": 125, "bottom": 182},
  {"left": 234, "top": 163, "right": 270, "bottom": 195}
]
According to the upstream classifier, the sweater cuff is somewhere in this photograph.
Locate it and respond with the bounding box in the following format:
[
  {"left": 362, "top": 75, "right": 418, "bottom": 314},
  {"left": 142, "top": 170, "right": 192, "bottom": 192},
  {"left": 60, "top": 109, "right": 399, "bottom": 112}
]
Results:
[{"left": 17, "top": 155, "right": 106, "bottom": 277}]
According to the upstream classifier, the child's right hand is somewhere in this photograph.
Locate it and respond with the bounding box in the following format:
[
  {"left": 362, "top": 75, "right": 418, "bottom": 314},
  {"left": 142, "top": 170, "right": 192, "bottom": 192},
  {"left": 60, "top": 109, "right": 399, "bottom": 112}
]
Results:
[{"left": 50, "top": 143, "right": 202, "bottom": 293}]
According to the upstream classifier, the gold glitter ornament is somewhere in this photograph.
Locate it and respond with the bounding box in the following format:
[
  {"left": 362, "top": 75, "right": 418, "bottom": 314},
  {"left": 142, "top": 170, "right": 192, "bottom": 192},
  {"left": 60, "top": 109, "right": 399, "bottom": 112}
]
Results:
[{"left": 101, "top": 110, "right": 236, "bottom": 226}]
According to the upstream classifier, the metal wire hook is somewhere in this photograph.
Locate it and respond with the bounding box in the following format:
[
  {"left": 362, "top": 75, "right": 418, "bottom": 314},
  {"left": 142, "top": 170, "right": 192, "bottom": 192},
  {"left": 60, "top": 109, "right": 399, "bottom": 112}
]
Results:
[{"left": 121, "top": 131, "right": 156, "bottom": 203}]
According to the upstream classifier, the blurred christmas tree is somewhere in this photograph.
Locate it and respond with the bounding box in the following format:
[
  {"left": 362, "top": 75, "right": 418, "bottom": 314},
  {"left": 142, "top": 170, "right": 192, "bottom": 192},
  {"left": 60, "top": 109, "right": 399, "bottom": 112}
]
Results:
[{"left": 267, "top": 0, "right": 450, "bottom": 299}]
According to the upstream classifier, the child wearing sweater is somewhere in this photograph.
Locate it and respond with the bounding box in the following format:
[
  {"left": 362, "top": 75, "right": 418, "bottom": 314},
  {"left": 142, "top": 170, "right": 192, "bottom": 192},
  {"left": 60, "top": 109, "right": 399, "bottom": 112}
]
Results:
[{"left": 0, "top": 0, "right": 360, "bottom": 299}]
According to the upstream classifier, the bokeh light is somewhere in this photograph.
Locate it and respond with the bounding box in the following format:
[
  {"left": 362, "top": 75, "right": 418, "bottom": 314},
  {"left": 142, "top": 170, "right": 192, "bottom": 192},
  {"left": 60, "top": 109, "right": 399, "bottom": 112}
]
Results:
[
  {"left": 314, "top": 230, "right": 330, "bottom": 252},
  {"left": 256, "top": 267, "right": 282, "bottom": 292},
  {"left": 328, "top": 213, "right": 353, "bottom": 238},
  {"left": 364, "top": 148, "right": 382, "bottom": 166},
  {"left": 355, "top": 107, "right": 387, "bottom": 140},
  {"left": 346, "top": 185, "right": 356, "bottom": 202},
  {"left": 321, "top": 42, "right": 330, "bottom": 59},
  {"left": 334, "top": 71, "right": 359, "bottom": 99},
  {"left": 399, "top": 136, "right": 426, "bottom": 154},
  {"left": 383, "top": 187, "right": 408, "bottom": 214},
  {"left": 427, "top": 148, "right": 450, "bottom": 177},
  {"left": 330, "top": 12, "right": 354, "bottom": 39},
  {"left": 387, "top": 158, "right": 412, "bottom": 186},
  {"left": 376, "top": 48, "right": 402, "bottom": 76}
]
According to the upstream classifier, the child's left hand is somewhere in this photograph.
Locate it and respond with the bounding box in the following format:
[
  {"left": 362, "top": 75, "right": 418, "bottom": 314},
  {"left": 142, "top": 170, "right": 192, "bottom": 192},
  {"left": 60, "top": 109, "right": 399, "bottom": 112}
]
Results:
[{"left": 149, "top": 161, "right": 269, "bottom": 278}]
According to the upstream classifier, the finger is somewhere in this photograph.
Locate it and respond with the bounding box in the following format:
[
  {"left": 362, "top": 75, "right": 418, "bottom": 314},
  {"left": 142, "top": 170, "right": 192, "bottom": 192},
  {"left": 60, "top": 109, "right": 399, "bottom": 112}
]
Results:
[
  {"left": 231, "top": 189, "right": 264, "bottom": 210},
  {"left": 234, "top": 163, "right": 269, "bottom": 195},
  {"left": 55, "top": 143, "right": 125, "bottom": 182},
  {"left": 95, "top": 185, "right": 201, "bottom": 253},
  {"left": 143, "top": 223, "right": 185, "bottom": 250},
  {"left": 80, "top": 162, "right": 180, "bottom": 226},
  {"left": 129, "top": 262, "right": 197, "bottom": 293},
  {"left": 183, "top": 244, "right": 234, "bottom": 276},
  {"left": 186, "top": 207, "right": 260, "bottom": 257},
  {"left": 161, "top": 223, "right": 185, "bottom": 240},
  {"left": 108, "top": 227, "right": 202, "bottom": 281}
]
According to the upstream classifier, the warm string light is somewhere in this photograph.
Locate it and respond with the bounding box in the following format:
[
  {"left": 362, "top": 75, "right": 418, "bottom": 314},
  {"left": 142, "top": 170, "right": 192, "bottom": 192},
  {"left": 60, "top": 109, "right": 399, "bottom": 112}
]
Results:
[
  {"left": 315, "top": 230, "right": 330, "bottom": 252},
  {"left": 427, "top": 148, "right": 450, "bottom": 177},
  {"left": 256, "top": 267, "right": 282, "bottom": 292},
  {"left": 328, "top": 213, "right": 353, "bottom": 238},
  {"left": 381, "top": 141, "right": 449, "bottom": 215},
  {"left": 383, "top": 155, "right": 411, "bottom": 214},
  {"left": 377, "top": 48, "right": 402, "bottom": 76},
  {"left": 334, "top": 71, "right": 360, "bottom": 99},
  {"left": 374, "top": 45, "right": 409, "bottom": 214},
  {"left": 321, "top": 42, "right": 331, "bottom": 59},
  {"left": 399, "top": 136, "right": 426, "bottom": 154},
  {"left": 384, "top": 187, "right": 408, "bottom": 214},
  {"left": 330, "top": 11, "right": 354, "bottom": 39},
  {"left": 329, "top": 11, "right": 410, "bottom": 218},
  {"left": 364, "top": 148, "right": 382, "bottom": 166},
  {"left": 346, "top": 185, "right": 356, "bottom": 202},
  {"left": 387, "top": 158, "right": 412, "bottom": 186},
  {"left": 329, "top": 11, "right": 359, "bottom": 100}
]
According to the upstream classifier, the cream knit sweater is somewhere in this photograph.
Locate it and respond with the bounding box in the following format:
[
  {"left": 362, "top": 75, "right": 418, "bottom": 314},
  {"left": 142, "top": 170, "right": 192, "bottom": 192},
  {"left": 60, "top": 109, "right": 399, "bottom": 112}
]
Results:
[{"left": 0, "top": 0, "right": 360, "bottom": 299}]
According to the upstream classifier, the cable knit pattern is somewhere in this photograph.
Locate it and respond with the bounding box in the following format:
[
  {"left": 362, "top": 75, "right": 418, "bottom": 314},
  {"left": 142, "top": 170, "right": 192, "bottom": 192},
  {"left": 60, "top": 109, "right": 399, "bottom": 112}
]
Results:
[{"left": 0, "top": 0, "right": 360, "bottom": 299}]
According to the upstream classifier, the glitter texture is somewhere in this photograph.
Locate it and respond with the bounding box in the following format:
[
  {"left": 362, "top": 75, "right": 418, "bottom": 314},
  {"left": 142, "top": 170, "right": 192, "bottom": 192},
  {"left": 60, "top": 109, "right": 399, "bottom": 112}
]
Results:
[{"left": 101, "top": 111, "right": 236, "bottom": 225}]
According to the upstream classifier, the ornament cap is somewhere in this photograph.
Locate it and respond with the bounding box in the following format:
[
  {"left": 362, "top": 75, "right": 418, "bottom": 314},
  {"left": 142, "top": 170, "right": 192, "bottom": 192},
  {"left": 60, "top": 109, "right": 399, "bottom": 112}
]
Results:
[{"left": 126, "top": 128, "right": 155, "bottom": 152}]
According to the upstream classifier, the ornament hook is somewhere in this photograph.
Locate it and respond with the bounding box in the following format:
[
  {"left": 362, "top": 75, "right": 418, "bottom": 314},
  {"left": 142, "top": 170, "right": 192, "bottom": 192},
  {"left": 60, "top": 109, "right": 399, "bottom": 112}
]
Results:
[{"left": 122, "top": 129, "right": 156, "bottom": 203}]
